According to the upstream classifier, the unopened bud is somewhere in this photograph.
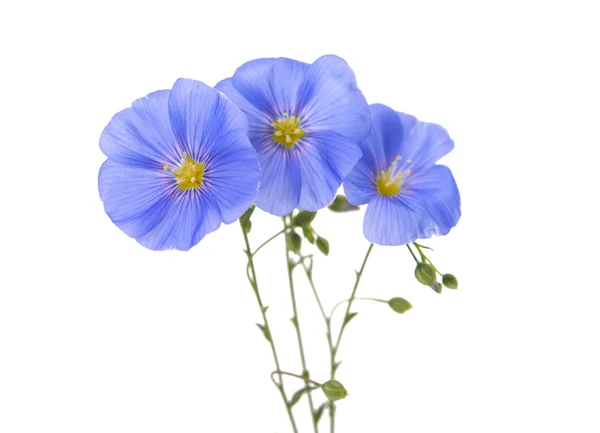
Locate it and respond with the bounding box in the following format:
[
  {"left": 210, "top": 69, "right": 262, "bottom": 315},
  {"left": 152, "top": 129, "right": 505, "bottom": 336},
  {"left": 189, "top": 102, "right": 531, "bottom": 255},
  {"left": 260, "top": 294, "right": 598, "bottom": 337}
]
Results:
[
  {"left": 322, "top": 379, "right": 348, "bottom": 401},
  {"left": 442, "top": 274, "right": 458, "bottom": 289},
  {"left": 388, "top": 297, "right": 412, "bottom": 314},
  {"left": 414, "top": 262, "right": 436, "bottom": 286}
]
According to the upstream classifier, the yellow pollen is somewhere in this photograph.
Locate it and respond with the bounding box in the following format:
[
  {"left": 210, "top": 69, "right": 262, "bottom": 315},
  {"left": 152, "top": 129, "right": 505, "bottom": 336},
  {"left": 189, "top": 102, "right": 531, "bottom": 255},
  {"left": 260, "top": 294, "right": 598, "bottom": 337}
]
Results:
[
  {"left": 376, "top": 156, "right": 411, "bottom": 196},
  {"left": 170, "top": 152, "right": 205, "bottom": 191},
  {"left": 272, "top": 114, "right": 304, "bottom": 148}
]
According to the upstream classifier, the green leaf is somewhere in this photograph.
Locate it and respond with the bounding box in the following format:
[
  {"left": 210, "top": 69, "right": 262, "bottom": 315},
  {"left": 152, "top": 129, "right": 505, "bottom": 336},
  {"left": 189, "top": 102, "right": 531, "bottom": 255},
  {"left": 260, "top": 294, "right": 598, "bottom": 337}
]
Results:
[
  {"left": 290, "top": 316, "right": 298, "bottom": 328},
  {"left": 287, "top": 231, "right": 302, "bottom": 254},
  {"left": 328, "top": 194, "right": 360, "bottom": 213},
  {"left": 343, "top": 312, "right": 358, "bottom": 326},
  {"left": 289, "top": 386, "right": 315, "bottom": 407},
  {"left": 302, "top": 226, "right": 316, "bottom": 244},
  {"left": 313, "top": 404, "right": 327, "bottom": 424},
  {"left": 239, "top": 205, "right": 255, "bottom": 226},
  {"left": 256, "top": 323, "right": 271, "bottom": 342},
  {"left": 316, "top": 237, "right": 329, "bottom": 256},
  {"left": 292, "top": 211, "right": 317, "bottom": 227},
  {"left": 261, "top": 305, "right": 269, "bottom": 314},
  {"left": 388, "top": 297, "right": 412, "bottom": 314}
]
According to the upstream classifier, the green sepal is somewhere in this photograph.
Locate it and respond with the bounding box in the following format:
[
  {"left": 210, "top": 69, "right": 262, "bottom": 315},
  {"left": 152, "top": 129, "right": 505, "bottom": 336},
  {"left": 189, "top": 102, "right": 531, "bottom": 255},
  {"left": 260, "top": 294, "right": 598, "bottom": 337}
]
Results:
[
  {"left": 328, "top": 194, "right": 360, "bottom": 213},
  {"left": 287, "top": 231, "right": 302, "bottom": 254},
  {"left": 239, "top": 205, "right": 255, "bottom": 226},
  {"left": 316, "top": 237, "right": 330, "bottom": 256},
  {"left": 302, "top": 226, "right": 316, "bottom": 244},
  {"left": 292, "top": 211, "right": 317, "bottom": 227}
]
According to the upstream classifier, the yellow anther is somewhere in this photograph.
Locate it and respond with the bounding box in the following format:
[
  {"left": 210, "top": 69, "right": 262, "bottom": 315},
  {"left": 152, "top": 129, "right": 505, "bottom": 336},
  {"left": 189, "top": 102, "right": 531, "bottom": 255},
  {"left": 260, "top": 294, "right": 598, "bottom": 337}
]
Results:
[
  {"left": 170, "top": 153, "right": 205, "bottom": 191},
  {"left": 376, "top": 156, "right": 411, "bottom": 196},
  {"left": 271, "top": 114, "right": 305, "bottom": 148}
]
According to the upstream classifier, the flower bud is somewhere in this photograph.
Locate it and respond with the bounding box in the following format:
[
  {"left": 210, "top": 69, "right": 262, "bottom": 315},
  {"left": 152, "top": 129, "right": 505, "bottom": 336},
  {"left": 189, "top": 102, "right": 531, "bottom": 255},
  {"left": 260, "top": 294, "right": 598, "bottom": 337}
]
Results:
[
  {"left": 388, "top": 297, "right": 412, "bottom": 314},
  {"left": 442, "top": 273, "right": 458, "bottom": 289},
  {"left": 414, "top": 262, "right": 436, "bottom": 286},
  {"left": 322, "top": 379, "right": 348, "bottom": 401},
  {"left": 316, "top": 236, "right": 330, "bottom": 256}
]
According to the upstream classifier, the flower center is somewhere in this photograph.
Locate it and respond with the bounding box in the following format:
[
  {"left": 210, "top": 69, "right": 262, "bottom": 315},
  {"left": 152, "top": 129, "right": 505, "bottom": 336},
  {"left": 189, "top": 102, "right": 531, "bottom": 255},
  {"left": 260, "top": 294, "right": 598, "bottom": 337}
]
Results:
[
  {"left": 166, "top": 152, "right": 205, "bottom": 191},
  {"left": 376, "top": 156, "right": 411, "bottom": 196},
  {"left": 271, "top": 113, "right": 304, "bottom": 148}
]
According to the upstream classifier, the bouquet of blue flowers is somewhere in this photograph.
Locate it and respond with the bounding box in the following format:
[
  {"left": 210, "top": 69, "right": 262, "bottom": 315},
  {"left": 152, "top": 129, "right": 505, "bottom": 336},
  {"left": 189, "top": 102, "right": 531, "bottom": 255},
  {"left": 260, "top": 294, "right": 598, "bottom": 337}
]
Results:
[{"left": 98, "top": 55, "right": 461, "bottom": 433}]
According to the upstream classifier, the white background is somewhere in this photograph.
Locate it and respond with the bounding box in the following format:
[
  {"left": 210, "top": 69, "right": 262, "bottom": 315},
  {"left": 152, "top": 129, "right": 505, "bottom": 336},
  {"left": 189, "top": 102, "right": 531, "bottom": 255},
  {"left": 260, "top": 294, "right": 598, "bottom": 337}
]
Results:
[{"left": 1, "top": 1, "right": 599, "bottom": 432}]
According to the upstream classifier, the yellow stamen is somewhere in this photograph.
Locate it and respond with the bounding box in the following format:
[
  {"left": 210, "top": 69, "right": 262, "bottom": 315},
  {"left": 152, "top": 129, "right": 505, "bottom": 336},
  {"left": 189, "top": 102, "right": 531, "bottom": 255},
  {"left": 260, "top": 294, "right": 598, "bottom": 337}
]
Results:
[
  {"left": 170, "top": 153, "right": 205, "bottom": 191},
  {"left": 376, "top": 156, "right": 411, "bottom": 196},
  {"left": 272, "top": 114, "right": 304, "bottom": 148}
]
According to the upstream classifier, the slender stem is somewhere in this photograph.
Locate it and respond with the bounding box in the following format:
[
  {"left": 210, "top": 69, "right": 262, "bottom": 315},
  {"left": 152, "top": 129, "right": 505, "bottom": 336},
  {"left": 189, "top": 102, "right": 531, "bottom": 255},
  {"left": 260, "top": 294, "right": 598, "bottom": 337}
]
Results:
[
  {"left": 413, "top": 242, "right": 443, "bottom": 275},
  {"left": 298, "top": 257, "right": 335, "bottom": 433},
  {"left": 241, "top": 226, "right": 298, "bottom": 433},
  {"left": 283, "top": 218, "right": 320, "bottom": 433},
  {"left": 413, "top": 242, "right": 427, "bottom": 262},
  {"left": 272, "top": 370, "right": 323, "bottom": 387},
  {"left": 330, "top": 243, "right": 374, "bottom": 433},
  {"left": 333, "top": 243, "right": 375, "bottom": 351},
  {"left": 406, "top": 244, "right": 419, "bottom": 263},
  {"left": 252, "top": 229, "right": 286, "bottom": 256}
]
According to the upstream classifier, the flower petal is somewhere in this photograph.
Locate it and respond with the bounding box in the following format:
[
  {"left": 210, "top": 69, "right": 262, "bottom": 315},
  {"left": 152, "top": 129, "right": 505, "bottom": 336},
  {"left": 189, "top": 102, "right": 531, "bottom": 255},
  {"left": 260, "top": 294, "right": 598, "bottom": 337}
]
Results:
[
  {"left": 343, "top": 156, "right": 378, "bottom": 206},
  {"left": 253, "top": 135, "right": 301, "bottom": 216},
  {"left": 203, "top": 130, "right": 261, "bottom": 224},
  {"left": 98, "top": 159, "right": 173, "bottom": 240},
  {"left": 168, "top": 78, "right": 248, "bottom": 165},
  {"left": 136, "top": 187, "right": 223, "bottom": 251},
  {"left": 405, "top": 164, "right": 461, "bottom": 236},
  {"left": 299, "top": 55, "right": 371, "bottom": 143},
  {"left": 363, "top": 165, "right": 461, "bottom": 246},
  {"left": 231, "top": 57, "right": 309, "bottom": 115},
  {"left": 215, "top": 77, "right": 272, "bottom": 142},
  {"left": 99, "top": 90, "right": 177, "bottom": 169},
  {"left": 398, "top": 117, "right": 454, "bottom": 172},
  {"left": 296, "top": 131, "right": 362, "bottom": 211}
]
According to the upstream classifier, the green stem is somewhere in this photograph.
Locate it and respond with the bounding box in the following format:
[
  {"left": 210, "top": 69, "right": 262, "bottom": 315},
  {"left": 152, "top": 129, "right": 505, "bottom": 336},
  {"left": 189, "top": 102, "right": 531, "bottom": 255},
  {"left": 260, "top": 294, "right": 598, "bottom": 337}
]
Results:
[
  {"left": 271, "top": 370, "right": 323, "bottom": 387},
  {"left": 283, "top": 219, "right": 320, "bottom": 433},
  {"left": 330, "top": 243, "right": 374, "bottom": 433},
  {"left": 406, "top": 244, "right": 419, "bottom": 263},
  {"left": 252, "top": 229, "right": 286, "bottom": 256},
  {"left": 299, "top": 257, "right": 335, "bottom": 433},
  {"left": 413, "top": 242, "right": 443, "bottom": 275},
  {"left": 241, "top": 226, "right": 298, "bottom": 433}
]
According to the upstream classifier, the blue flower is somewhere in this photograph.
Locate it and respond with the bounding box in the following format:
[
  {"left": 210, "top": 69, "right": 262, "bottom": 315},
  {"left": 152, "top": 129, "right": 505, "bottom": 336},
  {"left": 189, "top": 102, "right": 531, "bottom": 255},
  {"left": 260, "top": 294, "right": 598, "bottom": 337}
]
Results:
[
  {"left": 344, "top": 104, "right": 461, "bottom": 246},
  {"left": 216, "top": 55, "right": 371, "bottom": 216},
  {"left": 98, "top": 79, "right": 260, "bottom": 251}
]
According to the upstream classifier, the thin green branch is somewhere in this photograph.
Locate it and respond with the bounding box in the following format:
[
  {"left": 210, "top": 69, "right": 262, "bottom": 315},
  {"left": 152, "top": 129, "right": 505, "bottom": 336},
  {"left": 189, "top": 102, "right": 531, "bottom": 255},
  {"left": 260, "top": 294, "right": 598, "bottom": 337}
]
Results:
[{"left": 241, "top": 226, "right": 298, "bottom": 433}]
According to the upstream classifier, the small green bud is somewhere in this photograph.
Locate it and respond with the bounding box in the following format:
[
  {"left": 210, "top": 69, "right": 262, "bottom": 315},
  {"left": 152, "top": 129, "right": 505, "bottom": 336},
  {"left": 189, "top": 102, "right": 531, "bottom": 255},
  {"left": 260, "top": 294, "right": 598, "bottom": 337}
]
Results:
[
  {"left": 442, "top": 273, "right": 458, "bottom": 289},
  {"left": 239, "top": 205, "right": 255, "bottom": 226},
  {"left": 414, "top": 262, "right": 436, "bottom": 286},
  {"left": 322, "top": 379, "right": 348, "bottom": 401},
  {"left": 292, "top": 211, "right": 317, "bottom": 227},
  {"left": 316, "top": 237, "right": 330, "bottom": 256},
  {"left": 328, "top": 194, "right": 360, "bottom": 213},
  {"left": 388, "top": 297, "right": 412, "bottom": 314},
  {"left": 302, "top": 226, "right": 316, "bottom": 244},
  {"left": 287, "top": 231, "right": 302, "bottom": 254}
]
